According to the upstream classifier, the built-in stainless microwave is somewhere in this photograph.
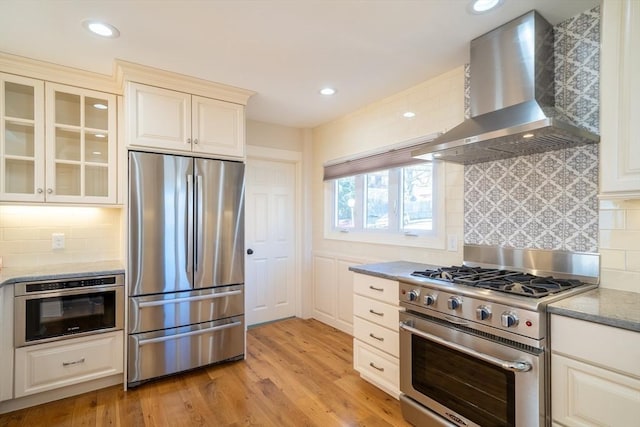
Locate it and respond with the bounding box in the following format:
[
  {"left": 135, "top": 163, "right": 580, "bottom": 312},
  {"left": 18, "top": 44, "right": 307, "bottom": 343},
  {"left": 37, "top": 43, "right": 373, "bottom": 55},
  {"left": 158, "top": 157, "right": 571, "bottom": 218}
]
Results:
[{"left": 14, "top": 274, "right": 124, "bottom": 347}]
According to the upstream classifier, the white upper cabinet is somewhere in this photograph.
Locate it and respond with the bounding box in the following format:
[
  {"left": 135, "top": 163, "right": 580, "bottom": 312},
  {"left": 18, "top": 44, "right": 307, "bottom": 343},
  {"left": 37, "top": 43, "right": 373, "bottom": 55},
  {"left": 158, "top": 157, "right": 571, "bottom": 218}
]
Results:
[
  {"left": 1, "top": 76, "right": 117, "bottom": 204},
  {"left": 45, "top": 83, "right": 117, "bottom": 204},
  {"left": 600, "top": 0, "right": 640, "bottom": 198},
  {"left": 0, "top": 73, "right": 45, "bottom": 202},
  {"left": 127, "top": 82, "right": 245, "bottom": 158}
]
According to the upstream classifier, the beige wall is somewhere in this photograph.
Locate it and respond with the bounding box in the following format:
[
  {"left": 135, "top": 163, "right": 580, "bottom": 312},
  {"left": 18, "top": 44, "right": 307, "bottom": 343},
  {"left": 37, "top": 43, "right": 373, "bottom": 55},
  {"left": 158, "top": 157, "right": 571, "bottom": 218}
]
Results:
[
  {"left": 311, "top": 66, "right": 466, "bottom": 265},
  {"left": 247, "top": 119, "right": 305, "bottom": 152},
  {"left": 0, "top": 206, "right": 122, "bottom": 268},
  {"left": 599, "top": 199, "right": 640, "bottom": 292}
]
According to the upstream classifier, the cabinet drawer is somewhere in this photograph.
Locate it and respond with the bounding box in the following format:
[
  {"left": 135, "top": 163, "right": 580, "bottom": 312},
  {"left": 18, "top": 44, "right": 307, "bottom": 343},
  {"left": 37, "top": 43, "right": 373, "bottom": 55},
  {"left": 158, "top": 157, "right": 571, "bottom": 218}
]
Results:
[
  {"left": 353, "top": 339, "right": 399, "bottom": 397},
  {"left": 14, "top": 331, "right": 123, "bottom": 397},
  {"left": 353, "top": 294, "right": 399, "bottom": 330},
  {"left": 551, "top": 315, "right": 640, "bottom": 377},
  {"left": 354, "top": 316, "right": 399, "bottom": 357},
  {"left": 353, "top": 273, "right": 398, "bottom": 305}
]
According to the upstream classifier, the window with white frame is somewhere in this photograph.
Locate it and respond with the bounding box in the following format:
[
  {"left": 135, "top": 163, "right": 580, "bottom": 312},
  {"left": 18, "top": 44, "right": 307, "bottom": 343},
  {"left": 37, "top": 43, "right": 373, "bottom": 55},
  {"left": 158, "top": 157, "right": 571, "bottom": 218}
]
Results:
[
  {"left": 333, "top": 162, "right": 434, "bottom": 235},
  {"left": 323, "top": 134, "right": 445, "bottom": 248}
]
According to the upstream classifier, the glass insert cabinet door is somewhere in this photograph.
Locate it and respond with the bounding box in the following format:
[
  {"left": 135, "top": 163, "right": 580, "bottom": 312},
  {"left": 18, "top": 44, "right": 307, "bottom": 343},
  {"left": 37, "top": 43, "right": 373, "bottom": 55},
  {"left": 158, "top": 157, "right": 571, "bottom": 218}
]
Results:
[
  {"left": 0, "top": 73, "right": 45, "bottom": 202},
  {"left": 45, "top": 83, "right": 116, "bottom": 203}
]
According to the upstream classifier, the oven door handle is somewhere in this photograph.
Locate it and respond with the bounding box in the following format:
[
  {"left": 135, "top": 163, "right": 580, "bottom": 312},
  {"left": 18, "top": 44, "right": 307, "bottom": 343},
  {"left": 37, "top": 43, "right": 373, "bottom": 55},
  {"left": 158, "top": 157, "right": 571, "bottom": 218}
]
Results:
[{"left": 399, "top": 321, "right": 532, "bottom": 373}]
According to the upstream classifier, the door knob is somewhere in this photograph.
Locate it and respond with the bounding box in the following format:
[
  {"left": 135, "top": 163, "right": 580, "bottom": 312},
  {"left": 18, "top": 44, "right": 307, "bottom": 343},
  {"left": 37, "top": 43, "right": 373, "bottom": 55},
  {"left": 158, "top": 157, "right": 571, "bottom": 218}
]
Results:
[{"left": 247, "top": 249, "right": 254, "bottom": 255}]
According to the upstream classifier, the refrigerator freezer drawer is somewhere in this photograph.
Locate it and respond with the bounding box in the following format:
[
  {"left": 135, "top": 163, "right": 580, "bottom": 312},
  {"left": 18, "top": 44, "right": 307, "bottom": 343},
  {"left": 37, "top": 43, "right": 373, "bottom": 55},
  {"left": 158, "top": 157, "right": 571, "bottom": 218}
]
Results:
[
  {"left": 127, "top": 316, "right": 245, "bottom": 387},
  {"left": 128, "top": 285, "right": 244, "bottom": 334}
]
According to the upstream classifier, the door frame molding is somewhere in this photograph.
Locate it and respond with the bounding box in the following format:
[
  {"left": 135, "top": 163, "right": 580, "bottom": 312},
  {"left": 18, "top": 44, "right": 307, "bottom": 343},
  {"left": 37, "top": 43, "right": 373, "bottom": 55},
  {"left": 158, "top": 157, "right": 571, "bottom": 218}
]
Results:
[{"left": 246, "top": 145, "right": 304, "bottom": 321}]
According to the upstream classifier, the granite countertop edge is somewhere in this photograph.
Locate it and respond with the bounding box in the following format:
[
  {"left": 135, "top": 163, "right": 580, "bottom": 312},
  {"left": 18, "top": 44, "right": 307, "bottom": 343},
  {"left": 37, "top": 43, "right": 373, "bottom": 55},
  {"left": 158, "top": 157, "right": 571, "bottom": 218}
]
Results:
[
  {"left": 547, "top": 288, "right": 640, "bottom": 333},
  {"left": 0, "top": 260, "right": 125, "bottom": 287},
  {"left": 349, "top": 261, "right": 435, "bottom": 281}
]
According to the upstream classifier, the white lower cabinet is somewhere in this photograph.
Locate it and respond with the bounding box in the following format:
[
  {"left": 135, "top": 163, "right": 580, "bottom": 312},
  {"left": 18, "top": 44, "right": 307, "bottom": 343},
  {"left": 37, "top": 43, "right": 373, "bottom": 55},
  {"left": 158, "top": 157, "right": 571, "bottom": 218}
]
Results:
[
  {"left": 352, "top": 273, "right": 401, "bottom": 398},
  {"left": 14, "top": 331, "right": 123, "bottom": 398},
  {"left": 551, "top": 315, "right": 640, "bottom": 427}
]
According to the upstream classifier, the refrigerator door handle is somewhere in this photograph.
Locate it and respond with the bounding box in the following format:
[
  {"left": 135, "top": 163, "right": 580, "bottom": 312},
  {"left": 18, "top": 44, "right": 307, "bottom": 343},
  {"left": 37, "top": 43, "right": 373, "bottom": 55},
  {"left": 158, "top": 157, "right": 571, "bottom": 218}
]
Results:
[
  {"left": 137, "top": 290, "right": 243, "bottom": 308},
  {"left": 137, "top": 320, "right": 242, "bottom": 346},
  {"left": 187, "top": 174, "right": 194, "bottom": 275},
  {"left": 196, "top": 174, "right": 204, "bottom": 274}
]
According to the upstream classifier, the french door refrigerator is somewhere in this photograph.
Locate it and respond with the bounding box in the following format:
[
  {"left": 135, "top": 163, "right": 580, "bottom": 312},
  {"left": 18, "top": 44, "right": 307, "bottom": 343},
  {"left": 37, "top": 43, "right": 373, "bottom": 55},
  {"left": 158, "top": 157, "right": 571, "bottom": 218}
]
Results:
[{"left": 127, "top": 151, "right": 245, "bottom": 387}]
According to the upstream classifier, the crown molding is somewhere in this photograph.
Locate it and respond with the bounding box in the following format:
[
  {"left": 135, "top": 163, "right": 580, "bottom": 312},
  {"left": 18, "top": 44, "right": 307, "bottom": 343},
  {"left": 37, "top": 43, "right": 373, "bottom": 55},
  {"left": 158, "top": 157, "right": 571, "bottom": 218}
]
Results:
[
  {"left": 0, "top": 51, "right": 120, "bottom": 94},
  {"left": 115, "top": 59, "right": 255, "bottom": 105}
]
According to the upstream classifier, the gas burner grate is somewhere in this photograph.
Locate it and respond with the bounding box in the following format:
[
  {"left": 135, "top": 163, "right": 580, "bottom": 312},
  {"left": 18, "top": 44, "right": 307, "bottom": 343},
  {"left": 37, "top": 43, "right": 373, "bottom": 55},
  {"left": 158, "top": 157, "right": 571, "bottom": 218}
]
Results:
[{"left": 411, "top": 266, "right": 585, "bottom": 298}]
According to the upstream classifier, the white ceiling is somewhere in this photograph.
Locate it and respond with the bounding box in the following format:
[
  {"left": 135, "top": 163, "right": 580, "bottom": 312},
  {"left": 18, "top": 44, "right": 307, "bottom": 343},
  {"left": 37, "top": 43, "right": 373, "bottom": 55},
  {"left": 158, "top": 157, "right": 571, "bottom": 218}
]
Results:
[{"left": 0, "top": 0, "right": 598, "bottom": 129}]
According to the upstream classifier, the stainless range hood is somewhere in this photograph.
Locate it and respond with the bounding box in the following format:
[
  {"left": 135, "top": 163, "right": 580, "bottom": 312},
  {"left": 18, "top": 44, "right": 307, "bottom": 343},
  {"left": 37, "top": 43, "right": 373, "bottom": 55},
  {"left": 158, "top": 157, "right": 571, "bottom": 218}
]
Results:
[{"left": 412, "top": 11, "right": 599, "bottom": 165}]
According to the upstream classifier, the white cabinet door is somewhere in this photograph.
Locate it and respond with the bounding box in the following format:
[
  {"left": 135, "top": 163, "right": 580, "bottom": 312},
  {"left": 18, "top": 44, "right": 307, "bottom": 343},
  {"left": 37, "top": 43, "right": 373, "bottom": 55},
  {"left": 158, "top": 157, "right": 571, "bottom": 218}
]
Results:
[
  {"left": 600, "top": 0, "right": 640, "bottom": 198},
  {"left": 192, "top": 95, "right": 244, "bottom": 158},
  {"left": 45, "top": 83, "right": 117, "bottom": 204},
  {"left": 0, "top": 73, "right": 45, "bottom": 202},
  {"left": 126, "top": 83, "right": 245, "bottom": 159},
  {"left": 0, "top": 285, "right": 14, "bottom": 402},
  {"left": 126, "top": 82, "right": 191, "bottom": 152},
  {"left": 552, "top": 353, "right": 640, "bottom": 427}
]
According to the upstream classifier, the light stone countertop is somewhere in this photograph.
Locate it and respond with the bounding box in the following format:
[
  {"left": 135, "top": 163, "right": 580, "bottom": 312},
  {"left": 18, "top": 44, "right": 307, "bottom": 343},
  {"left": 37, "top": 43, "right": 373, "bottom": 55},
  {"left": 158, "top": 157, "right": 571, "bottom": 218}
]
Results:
[
  {"left": 548, "top": 288, "right": 640, "bottom": 332},
  {"left": 349, "top": 261, "right": 437, "bottom": 281},
  {"left": 350, "top": 261, "right": 640, "bottom": 333},
  {"left": 0, "top": 260, "right": 125, "bottom": 287}
]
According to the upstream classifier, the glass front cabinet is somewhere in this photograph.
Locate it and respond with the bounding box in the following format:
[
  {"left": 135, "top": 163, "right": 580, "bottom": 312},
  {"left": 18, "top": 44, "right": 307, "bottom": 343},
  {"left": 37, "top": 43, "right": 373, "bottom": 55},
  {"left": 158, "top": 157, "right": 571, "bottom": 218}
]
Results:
[
  {"left": 1, "top": 74, "right": 117, "bottom": 204},
  {"left": 1, "top": 73, "right": 44, "bottom": 202}
]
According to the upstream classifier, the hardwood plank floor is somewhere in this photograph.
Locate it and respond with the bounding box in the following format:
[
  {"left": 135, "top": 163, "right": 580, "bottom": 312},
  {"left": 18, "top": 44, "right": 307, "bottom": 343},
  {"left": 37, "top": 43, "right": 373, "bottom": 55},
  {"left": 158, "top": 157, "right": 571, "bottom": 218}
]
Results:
[{"left": 0, "top": 318, "right": 411, "bottom": 426}]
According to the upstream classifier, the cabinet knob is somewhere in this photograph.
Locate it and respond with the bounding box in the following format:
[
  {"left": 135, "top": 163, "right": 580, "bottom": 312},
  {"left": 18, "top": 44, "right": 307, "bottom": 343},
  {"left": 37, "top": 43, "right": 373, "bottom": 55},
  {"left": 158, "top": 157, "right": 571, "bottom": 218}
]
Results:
[
  {"left": 193, "top": 138, "right": 199, "bottom": 144},
  {"left": 47, "top": 188, "right": 53, "bottom": 194},
  {"left": 37, "top": 188, "right": 43, "bottom": 194},
  {"left": 187, "top": 138, "right": 191, "bottom": 144}
]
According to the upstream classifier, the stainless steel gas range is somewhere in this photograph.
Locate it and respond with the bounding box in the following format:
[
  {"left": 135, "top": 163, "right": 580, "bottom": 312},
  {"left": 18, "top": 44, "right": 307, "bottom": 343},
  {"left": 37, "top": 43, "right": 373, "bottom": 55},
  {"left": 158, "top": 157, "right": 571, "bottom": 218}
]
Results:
[{"left": 397, "top": 245, "right": 599, "bottom": 427}]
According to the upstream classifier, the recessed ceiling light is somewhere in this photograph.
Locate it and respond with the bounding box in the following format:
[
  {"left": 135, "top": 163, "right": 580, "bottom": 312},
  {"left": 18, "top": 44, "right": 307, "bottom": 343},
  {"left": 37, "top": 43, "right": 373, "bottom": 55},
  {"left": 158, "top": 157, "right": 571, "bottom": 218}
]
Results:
[
  {"left": 469, "top": 0, "right": 504, "bottom": 14},
  {"left": 403, "top": 111, "right": 416, "bottom": 118},
  {"left": 319, "top": 87, "right": 336, "bottom": 96},
  {"left": 82, "top": 20, "right": 120, "bottom": 38},
  {"left": 93, "top": 103, "right": 108, "bottom": 110}
]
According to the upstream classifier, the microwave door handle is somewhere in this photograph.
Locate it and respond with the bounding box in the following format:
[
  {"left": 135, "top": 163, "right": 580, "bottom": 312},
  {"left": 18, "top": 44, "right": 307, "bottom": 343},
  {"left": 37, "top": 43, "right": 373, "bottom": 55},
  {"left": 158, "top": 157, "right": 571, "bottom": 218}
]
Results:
[{"left": 399, "top": 321, "right": 532, "bottom": 373}]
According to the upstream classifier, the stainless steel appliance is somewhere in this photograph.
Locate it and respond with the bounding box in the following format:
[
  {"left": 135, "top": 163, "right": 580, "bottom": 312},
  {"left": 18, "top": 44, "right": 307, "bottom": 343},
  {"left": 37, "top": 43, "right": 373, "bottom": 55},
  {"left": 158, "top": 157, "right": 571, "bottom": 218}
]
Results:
[
  {"left": 398, "top": 245, "right": 599, "bottom": 427},
  {"left": 14, "top": 274, "right": 124, "bottom": 347},
  {"left": 127, "top": 151, "right": 245, "bottom": 387},
  {"left": 411, "top": 11, "right": 599, "bottom": 165}
]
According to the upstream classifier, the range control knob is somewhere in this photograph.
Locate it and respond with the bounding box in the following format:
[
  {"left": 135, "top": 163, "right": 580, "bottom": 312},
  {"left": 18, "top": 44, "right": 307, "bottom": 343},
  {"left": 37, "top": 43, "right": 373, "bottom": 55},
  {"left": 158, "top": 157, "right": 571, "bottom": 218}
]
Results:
[
  {"left": 501, "top": 312, "right": 519, "bottom": 328},
  {"left": 424, "top": 294, "right": 437, "bottom": 306},
  {"left": 447, "top": 296, "right": 462, "bottom": 310},
  {"left": 476, "top": 305, "right": 492, "bottom": 321},
  {"left": 407, "top": 289, "right": 420, "bottom": 302}
]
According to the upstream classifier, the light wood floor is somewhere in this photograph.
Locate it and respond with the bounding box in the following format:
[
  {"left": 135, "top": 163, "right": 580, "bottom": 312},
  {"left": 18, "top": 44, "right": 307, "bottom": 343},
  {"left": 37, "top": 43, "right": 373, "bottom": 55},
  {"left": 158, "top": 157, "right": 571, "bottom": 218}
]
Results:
[{"left": 0, "top": 318, "right": 411, "bottom": 426}]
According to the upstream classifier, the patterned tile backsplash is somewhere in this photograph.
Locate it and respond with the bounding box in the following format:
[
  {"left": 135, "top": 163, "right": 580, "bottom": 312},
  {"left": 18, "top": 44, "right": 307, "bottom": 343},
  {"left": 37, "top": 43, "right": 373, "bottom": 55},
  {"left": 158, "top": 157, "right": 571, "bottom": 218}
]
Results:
[{"left": 463, "top": 6, "right": 600, "bottom": 253}]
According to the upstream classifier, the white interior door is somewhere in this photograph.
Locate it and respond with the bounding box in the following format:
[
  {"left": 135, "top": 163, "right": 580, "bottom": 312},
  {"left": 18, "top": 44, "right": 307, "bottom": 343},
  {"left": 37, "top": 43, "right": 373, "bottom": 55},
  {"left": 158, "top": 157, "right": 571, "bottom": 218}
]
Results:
[{"left": 245, "top": 158, "right": 296, "bottom": 326}]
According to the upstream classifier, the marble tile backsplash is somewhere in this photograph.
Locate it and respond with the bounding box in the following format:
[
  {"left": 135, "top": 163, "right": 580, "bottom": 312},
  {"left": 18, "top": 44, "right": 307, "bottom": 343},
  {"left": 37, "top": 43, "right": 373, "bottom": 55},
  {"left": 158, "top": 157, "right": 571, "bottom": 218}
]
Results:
[{"left": 463, "top": 7, "right": 600, "bottom": 252}]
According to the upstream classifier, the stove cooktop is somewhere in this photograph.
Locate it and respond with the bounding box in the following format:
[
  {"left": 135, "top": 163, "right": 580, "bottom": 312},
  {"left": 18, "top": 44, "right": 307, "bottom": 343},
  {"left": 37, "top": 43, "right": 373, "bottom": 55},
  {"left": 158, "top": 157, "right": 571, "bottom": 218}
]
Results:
[{"left": 411, "top": 266, "right": 584, "bottom": 298}]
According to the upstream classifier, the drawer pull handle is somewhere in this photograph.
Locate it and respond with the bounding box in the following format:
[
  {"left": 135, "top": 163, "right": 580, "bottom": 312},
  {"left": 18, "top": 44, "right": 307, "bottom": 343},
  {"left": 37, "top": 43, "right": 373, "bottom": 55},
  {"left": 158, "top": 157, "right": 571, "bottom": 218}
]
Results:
[
  {"left": 369, "top": 286, "right": 384, "bottom": 292},
  {"left": 369, "top": 309, "right": 384, "bottom": 317},
  {"left": 369, "top": 333, "right": 384, "bottom": 341},
  {"left": 62, "top": 358, "right": 85, "bottom": 367},
  {"left": 369, "top": 362, "right": 384, "bottom": 372}
]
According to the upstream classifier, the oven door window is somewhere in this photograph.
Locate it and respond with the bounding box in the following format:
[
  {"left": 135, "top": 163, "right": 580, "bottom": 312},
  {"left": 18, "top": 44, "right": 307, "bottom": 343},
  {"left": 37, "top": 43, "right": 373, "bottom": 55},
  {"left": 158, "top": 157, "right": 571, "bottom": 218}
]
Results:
[
  {"left": 412, "top": 334, "right": 515, "bottom": 427},
  {"left": 24, "top": 291, "right": 116, "bottom": 342}
]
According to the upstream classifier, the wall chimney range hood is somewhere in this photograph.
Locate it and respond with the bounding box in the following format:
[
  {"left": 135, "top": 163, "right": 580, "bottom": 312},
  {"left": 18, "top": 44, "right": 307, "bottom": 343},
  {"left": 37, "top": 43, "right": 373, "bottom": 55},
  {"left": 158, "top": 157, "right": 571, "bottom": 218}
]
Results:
[{"left": 412, "top": 11, "right": 599, "bottom": 165}]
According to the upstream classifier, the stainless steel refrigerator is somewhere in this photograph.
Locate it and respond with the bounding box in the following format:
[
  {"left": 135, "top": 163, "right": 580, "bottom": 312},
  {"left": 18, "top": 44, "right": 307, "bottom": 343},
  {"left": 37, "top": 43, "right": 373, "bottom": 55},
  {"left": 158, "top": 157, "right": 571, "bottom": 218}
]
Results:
[{"left": 127, "top": 151, "right": 245, "bottom": 387}]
